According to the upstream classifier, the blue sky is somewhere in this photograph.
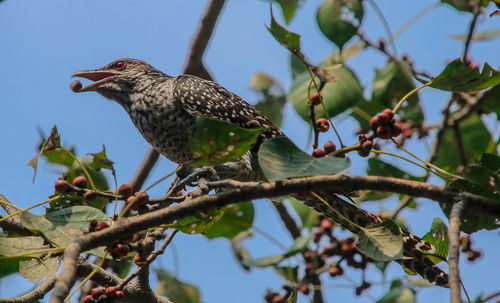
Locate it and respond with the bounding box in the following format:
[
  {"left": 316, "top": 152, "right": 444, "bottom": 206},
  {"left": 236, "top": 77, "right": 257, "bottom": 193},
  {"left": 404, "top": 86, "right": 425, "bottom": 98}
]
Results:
[{"left": 0, "top": 0, "right": 499, "bottom": 302}]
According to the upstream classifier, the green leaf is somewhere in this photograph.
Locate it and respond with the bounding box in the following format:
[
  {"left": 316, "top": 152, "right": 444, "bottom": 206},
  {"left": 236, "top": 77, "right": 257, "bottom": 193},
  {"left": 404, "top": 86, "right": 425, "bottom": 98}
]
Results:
[
  {"left": 289, "top": 65, "right": 364, "bottom": 123},
  {"left": 169, "top": 208, "right": 225, "bottom": 235},
  {"left": 155, "top": 269, "right": 201, "bottom": 303},
  {"left": 0, "top": 236, "right": 48, "bottom": 257},
  {"left": 283, "top": 233, "right": 313, "bottom": 257},
  {"left": 441, "top": 0, "right": 490, "bottom": 13},
  {"left": 433, "top": 113, "right": 494, "bottom": 171},
  {"left": 275, "top": 266, "right": 298, "bottom": 282},
  {"left": 430, "top": 59, "right": 500, "bottom": 92},
  {"left": 290, "top": 53, "right": 307, "bottom": 79},
  {"left": 28, "top": 125, "right": 62, "bottom": 182},
  {"left": 479, "top": 153, "right": 500, "bottom": 173},
  {"left": 267, "top": 6, "right": 301, "bottom": 54},
  {"left": 88, "top": 145, "right": 115, "bottom": 172},
  {"left": 43, "top": 149, "right": 75, "bottom": 168},
  {"left": 45, "top": 206, "right": 110, "bottom": 230},
  {"left": 377, "top": 280, "right": 415, "bottom": 303},
  {"left": 316, "top": 0, "right": 363, "bottom": 49},
  {"left": 19, "top": 210, "right": 105, "bottom": 257},
  {"left": 288, "top": 197, "right": 319, "bottom": 228},
  {"left": 356, "top": 219, "right": 403, "bottom": 261},
  {"left": 258, "top": 137, "right": 350, "bottom": 181},
  {"left": 367, "top": 158, "right": 424, "bottom": 181},
  {"left": 242, "top": 233, "right": 312, "bottom": 268},
  {"left": 255, "top": 95, "right": 287, "bottom": 128},
  {"left": 0, "top": 257, "right": 23, "bottom": 278},
  {"left": 450, "top": 29, "right": 500, "bottom": 41},
  {"left": 273, "top": 0, "right": 300, "bottom": 24},
  {"left": 20, "top": 256, "right": 60, "bottom": 283},
  {"left": 480, "top": 85, "right": 500, "bottom": 120},
  {"left": 422, "top": 218, "right": 448, "bottom": 264},
  {"left": 189, "top": 117, "right": 264, "bottom": 167},
  {"left": 372, "top": 60, "right": 424, "bottom": 123},
  {"left": 250, "top": 72, "right": 277, "bottom": 93},
  {"left": 286, "top": 288, "right": 298, "bottom": 303},
  {"left": 231, "top": 231, "right": 253, "bottom": 270},
  {"left": 204, "top": 202, "right": 254, "bottom": 239},
  {"left": 441, "top": 199, "right": 500, "bottom": 233},
  {"left": 251, "top": 254, "right": 285, "bottom": 267}
]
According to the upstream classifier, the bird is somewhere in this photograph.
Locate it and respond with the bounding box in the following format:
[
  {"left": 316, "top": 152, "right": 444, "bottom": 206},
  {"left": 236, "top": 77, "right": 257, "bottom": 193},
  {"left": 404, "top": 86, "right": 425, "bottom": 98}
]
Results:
[{"left": 72, "top": 58, "right": 449, "bottom": 287}]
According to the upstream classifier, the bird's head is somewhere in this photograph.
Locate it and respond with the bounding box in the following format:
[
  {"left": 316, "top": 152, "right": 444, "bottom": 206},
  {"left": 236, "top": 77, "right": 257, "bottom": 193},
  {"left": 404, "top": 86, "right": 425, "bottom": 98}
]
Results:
[{"left": 72, "top": 58, "right": 166, "bottom": 101}]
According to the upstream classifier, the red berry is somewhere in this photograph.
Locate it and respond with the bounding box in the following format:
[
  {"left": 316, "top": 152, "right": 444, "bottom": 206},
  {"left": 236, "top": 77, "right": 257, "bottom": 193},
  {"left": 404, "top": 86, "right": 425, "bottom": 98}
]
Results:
[
  {"left": 82, "top": 295, "right": 93, "bottom": 303},
  {"left": 370, "top": 116, "right": 380, "bottom": 130},
  {"left": 402, "top": 129, "right": 413, "bottom": 139},
  {"left": 324, "top": 140, "right": 336, "bottom": 154},
  {"left": 73, "top": 176, "right": 88, "bottom": 188},
  {"left": 105, "top": 286, "right": 117, "bottom": 298},
  {"left": 311, "top": 92, "right": 321, "bottom": 105},
  {"left": 358, "top": 140, "right": 373, "bottom": 157},
  {"left": 118, "top": 184, "right": 133, "bottom": 198},
  {"left": 271, "top": 295, "right": 284, "bottom": 303},
  {"left": 54, "top": 179, "right": 70, "bottom": 193},
  {"left": 335, "top": 152, "right": 346, "bottom": 158},
  {"left": 117, "top": 243, "right": 130, "bottom": 256},
  {"left": 90, "top": 288, "right": 101, "bottom": 299},
  {"left": 312, "top": 148, "right": 326, "bottom": 158},
  {"left": 298, "top": 284, "right": 310, "bottom": 295},
  {"left": 391, "top": 122, "right": 402, "bottom": 137},
  {"left": 83, "top": 191, "right": 97, "bottom": 200},
  {"left": 376, "top": 125, "right": 392, "bottom": 139},
  {"left": 320, "top": 218, "right": 333, "bottom": 231},
  {"left": 70, "top": 80, "right": 83, "bottom": 92},
  {"left": 328, "top": 265, "right": 344, "bottom": 277},
  {"left": 134, "top": 255, "right": 147, "bottom": 265},
  {"left": 95, "top": 221, "right": 109, "bottom": 231},
  {"left": 126, "top": 195, "right": 140, "bottom": 211},
  {"left": 377, "top": 113, "right": 390, "bottom": 125},
  {"left": 315, "top": 118, "right": 330, "bottom": 132},
  {"left": 382, "top": 108, "right": 394, "bottom": 120},
  {"left": 135, "top": 192, "right": 150, "bottom": 205},
  {"left": 116, "top": 290, "right": 124, "bottom": 298}
]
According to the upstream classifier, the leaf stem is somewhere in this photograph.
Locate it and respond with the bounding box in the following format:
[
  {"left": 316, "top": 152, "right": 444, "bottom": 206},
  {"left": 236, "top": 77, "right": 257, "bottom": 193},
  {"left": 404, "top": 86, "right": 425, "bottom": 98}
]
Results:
[
  {"left": 0, "top": 247, "right": 65, "bottom": 259},
  {"left": 0, "top": 195, "right": 62, "bottom": 223},
  {"left": 393, "top": 81, "right": 432, "bottom": 114},
  {"left": 390, "top": 139, "right": 461, "bottom": 180}
]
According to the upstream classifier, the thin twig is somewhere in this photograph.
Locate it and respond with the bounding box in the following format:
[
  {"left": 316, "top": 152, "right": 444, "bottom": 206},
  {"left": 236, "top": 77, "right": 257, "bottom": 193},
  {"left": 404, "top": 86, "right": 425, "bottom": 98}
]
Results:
[
  {"left": 367, "top": 0, "right": 397, "bottom": 54},
  {"left": 272, "top": 201, "right": 301, "bottom": 239},
  {"left": 118, "top": 230, "right": 179, "bottom": 289},
  {"left": 462, "top": 5, "right": 482, "bottom": 62},
  {"left": 448, "top": 197, "right": 466, "bottom": 303}
]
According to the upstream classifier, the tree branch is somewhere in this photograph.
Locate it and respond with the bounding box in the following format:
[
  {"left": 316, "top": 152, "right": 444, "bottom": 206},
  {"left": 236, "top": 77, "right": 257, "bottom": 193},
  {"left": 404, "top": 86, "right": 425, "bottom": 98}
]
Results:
[
  {"left": 50, "top": 174, "right": 500, "bottom": 302},
  {"left": 448, "top": 197, "right": 465, "bottom": 303},
  {"left": 272, "top": 201, "right": 301, "bottom": 239},
  {"left": 462, "top": 4, "right": 482, "bottom": 62}
]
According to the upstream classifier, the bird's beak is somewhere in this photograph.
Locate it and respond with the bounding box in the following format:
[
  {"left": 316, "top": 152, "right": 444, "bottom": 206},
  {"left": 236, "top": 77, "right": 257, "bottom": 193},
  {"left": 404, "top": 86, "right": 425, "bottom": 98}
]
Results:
[{"left": 71, "top": 70, "right": 121, "bottom": 92}]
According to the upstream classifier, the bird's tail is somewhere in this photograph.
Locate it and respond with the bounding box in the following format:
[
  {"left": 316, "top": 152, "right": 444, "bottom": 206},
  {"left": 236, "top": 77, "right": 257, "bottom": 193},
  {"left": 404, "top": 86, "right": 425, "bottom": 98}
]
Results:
[{"left": 294, "top": 191, "right": 449, "bottom": 287}]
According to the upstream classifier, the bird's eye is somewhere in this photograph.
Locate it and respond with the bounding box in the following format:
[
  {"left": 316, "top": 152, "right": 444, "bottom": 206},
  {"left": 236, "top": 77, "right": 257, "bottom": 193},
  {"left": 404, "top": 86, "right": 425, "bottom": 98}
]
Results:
[{"left": 114, "top": 61, "right": 125, "bottom": 70}]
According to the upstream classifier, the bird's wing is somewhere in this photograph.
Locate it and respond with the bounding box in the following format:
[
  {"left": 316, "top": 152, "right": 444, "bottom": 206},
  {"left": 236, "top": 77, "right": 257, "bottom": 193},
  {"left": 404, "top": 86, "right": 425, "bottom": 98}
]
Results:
[{"left": 172, "top": 75, "right": 283, "bottom": 140}]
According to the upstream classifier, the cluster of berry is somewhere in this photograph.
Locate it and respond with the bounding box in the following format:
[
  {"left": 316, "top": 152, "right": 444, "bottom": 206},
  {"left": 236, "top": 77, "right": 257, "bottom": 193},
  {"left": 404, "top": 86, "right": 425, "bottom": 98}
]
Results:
[{"left": 82, "top": 286, "right": 124, "bottom": 303}]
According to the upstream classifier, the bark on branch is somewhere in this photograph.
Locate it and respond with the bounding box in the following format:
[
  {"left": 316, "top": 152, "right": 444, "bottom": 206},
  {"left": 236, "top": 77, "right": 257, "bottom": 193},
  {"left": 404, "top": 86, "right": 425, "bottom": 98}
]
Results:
[{"left": 50, "top": 174, "right": 499, "bottom": 302}]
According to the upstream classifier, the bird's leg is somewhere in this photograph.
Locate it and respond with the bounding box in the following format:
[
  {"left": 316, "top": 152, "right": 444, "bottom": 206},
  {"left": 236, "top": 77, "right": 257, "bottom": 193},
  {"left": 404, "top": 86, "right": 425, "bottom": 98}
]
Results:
[{"left": 172, "top": 166, "right": 220, "bottom": 194}]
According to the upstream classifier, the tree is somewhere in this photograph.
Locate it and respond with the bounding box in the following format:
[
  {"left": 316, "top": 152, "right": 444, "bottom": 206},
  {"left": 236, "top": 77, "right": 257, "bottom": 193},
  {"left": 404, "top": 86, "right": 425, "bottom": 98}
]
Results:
[{"left": 1, "top": 0, "right": 500, "bottom": 303}]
